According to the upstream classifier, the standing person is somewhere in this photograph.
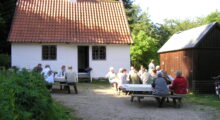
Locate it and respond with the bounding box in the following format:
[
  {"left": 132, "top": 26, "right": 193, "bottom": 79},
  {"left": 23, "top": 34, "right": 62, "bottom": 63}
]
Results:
[
  {"left": 33, "top": 63, "right": 43, "bottom": 73},
  {"left": 152, "top": 72, "right": 169, "bottom": 107},
  {"left": 148, "top": 60, "right": 155, "bottom": 74},
  {"left": 140, "top": 69, "right": 152, "bottom": 84},
  {"left": 129, "top": 68, "right": 142, "bottom": 84},
  {"left": 106, "top": 67, "right": 118, "bottom": 91},
  {"left": 58, "top": 65, "right": 66, "bottom": 77},
  {"left": 65, "top": 66, "right": 78, "bottom": 94}
]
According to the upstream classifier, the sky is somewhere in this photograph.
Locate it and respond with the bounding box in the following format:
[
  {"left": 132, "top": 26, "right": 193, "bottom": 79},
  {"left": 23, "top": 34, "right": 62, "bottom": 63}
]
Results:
[{"left": 134, "top": 0, "right": 220, "bottom": 24}]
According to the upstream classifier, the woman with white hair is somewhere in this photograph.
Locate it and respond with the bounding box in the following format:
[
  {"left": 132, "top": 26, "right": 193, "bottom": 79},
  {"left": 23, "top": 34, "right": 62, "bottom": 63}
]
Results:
[
  {"left": 169, "top": 71, "right": 188, "bottom": 94},
  {"left": 169, "top": 71, "right": 188, "bottom": 106},
  {"left": 106, "top": 67, "right": 118, "bottom": 90}
]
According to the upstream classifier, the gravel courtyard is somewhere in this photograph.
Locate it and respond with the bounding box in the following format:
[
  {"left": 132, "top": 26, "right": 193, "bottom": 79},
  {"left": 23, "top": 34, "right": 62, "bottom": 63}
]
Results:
[{"left": 52, "top": 83, "right": 218, "bottom": 120}]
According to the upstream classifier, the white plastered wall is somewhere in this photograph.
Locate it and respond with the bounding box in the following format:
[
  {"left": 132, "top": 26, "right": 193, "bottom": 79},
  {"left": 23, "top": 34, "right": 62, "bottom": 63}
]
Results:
[{"left": 11, "top": 43, "right": 130, "bottom": 78}]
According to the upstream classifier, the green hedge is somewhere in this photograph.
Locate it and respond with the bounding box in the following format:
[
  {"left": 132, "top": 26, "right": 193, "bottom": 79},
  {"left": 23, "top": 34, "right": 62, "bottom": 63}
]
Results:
[
  {"left": 0, "top": 54, "right": 11, "bottom": 69},
  {"left": 0, "top": 69, "right": 72, "bottom": 120}
]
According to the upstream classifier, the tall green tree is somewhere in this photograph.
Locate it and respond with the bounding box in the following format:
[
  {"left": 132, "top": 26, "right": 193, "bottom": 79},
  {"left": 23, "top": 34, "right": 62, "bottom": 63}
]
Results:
[
  {"left": 0, "top": 0, "right": 17, "bottom": 54},
  {"left": 130, "top": 30, "right": 158, "bottom": 68}
]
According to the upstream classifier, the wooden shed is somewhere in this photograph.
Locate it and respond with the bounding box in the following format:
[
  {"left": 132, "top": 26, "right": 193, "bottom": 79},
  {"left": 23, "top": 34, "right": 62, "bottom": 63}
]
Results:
[{"left": 158, "top": 22, "right": 220, "bottom": 93}]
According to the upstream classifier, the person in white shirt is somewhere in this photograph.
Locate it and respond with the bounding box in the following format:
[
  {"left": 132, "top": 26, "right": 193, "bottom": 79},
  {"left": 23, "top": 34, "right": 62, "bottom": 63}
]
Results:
[
  {"left": 65, "top": 66, "right": 78, "bottom": 94},
  {"left": 118, "top": 68, "right": 128, "bottom": 88},
  {"left": 148, "top": 60, "right": 155, "bottom": 74},
  {"left": 41, "top": 65, "right": 51, "bottom": 77},
  {"left": 129, "top": 66, "right": 134, "bottom": 75},
  {"left": 156, "top": 65, "right": 162, "bottom": 74},
  {"left": 106, "top": 67, "right": 119, "bottom": 90},
  {"left": 45, "top": 70, "right": 54, "bottom": 90},
  {"left": 57, "top": 65, "right": 66, "bottom": 77}
]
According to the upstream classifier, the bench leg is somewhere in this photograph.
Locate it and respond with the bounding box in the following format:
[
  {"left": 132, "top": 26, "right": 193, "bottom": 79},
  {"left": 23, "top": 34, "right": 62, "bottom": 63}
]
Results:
[
  {"left": 138, "top": 97, "right": 141, "bottom": 103},
  {"left": 173, "top": 98, "right": 177, "bottom": 106},
  {"left": 177, "top": 98, "right": 182, "bottom": 108},
  {"left": 156, "top": 97, "right": 165, "bottom": 108},
  {"left": 173, "top": 98, "right": 182, "bottom": 108},
  {"left": 166, "top": 97, "right": 170, "bottom": 103},
  {"left": 131, "top": 96, "right": 134, "bottom": 102}
]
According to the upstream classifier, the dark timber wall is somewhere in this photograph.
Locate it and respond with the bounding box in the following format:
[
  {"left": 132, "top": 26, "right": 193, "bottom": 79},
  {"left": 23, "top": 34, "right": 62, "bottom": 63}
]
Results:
[{"left": 159, "top": 26, "right": 220, "bottom": 93}]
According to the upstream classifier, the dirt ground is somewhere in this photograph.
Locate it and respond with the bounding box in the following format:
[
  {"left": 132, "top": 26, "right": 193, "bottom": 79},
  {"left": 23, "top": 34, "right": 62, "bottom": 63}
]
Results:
[{"left": 52, "top": 83, "right": 219, "bottom": 120}]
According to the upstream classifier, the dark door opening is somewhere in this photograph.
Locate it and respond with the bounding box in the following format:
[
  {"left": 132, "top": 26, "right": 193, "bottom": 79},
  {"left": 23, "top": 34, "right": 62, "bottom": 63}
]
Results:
[{"left": 78, "top": 46, "right": 89, "bottom": 72}]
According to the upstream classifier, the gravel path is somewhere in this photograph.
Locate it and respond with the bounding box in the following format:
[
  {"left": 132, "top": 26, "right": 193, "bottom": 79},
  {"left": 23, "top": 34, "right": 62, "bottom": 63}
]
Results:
[{"left": 52, "top": 83, "right": 218, "bottom": 120}]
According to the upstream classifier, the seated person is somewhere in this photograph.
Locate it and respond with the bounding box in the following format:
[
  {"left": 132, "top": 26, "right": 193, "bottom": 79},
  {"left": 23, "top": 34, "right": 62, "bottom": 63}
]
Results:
[
  {"left": 140, "top": 69, "right": 152, "bottom": 84},
  {"left": 162, "top": 71, "right": 174, "bottom": 85},
  {"left": 41, "top": 65, "right": 51, "bottom": 78},
  {"left": 45, "top": 70, "right": 54, "bottom": 90},
  {"left": 169, "top": 71, "right": 188, "bottom": 106},
  {"left": 118, "top": 69, "right": 128, "bottom": 87},
  {"left": 152, "top": 72, "right": 169, "bottom": 107},
  {"left": 147, "top": 69, "right": 157, "bottom": 84},
  {"left": 106, "top": 67, "right": 118, "bottom": 90},
  {"left": 65, "top": 66, "right": 78, "bottom": 94},
  {"left": 169, "top": 71, "right": 187, "bottom": 94},
  {"left": 129, "top": 68, "right": 142, "bottom": 84},
  {"left": 57, "top": 65, "right": 66, "bottom": 77},
  {"left": 33, "top": 63, "right": 43, "bottom": 73},
  {"left": 156, "top": 65, "right": 162, "bottom": 74}
]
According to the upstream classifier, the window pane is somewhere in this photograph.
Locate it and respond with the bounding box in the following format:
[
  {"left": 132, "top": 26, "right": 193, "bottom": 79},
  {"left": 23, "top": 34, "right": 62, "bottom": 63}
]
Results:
[
  {"left": 92, "top": 46, "right": 106, "bottom": 60},
  {"left": 42, "top": 45, "right": 56, "bottom": 60}
]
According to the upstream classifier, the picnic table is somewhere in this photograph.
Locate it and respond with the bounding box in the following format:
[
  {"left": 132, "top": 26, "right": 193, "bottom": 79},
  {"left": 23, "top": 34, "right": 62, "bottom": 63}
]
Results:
[
  {"left": 54, "top": 76, "right": 66, "bottom": 82},
  {"left": 54, "top": 76, "right": 78, "bottom": 94},
  {"left": 120, "top": 84, "right": 153, "bottom": 92},
  {"left": 120, "top": 84, "right": 185, "bottom": 108}
]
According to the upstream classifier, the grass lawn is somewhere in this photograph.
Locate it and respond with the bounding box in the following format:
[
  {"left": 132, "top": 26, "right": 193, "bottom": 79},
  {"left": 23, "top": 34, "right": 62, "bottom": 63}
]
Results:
[{"left": 185, "top": 93, "right": 220, "bottom": 110}]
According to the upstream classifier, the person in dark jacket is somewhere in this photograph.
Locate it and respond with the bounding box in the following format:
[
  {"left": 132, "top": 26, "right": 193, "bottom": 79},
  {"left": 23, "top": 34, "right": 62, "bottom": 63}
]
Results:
[
  {"left": 33, "top": 64, "right": 43, "bottom": 73},
  {"left": 169, "top": 71, "right": 188, "bottom": 106},
  {"left": 152, "top": 72, "right": 169, "bottom": 107}
]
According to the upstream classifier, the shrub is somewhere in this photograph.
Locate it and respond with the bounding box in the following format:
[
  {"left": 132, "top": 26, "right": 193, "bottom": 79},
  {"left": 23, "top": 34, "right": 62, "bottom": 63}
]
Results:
[
  {"left": 0, "top": 54, "right": 11, "bottom": 69},
  {"left": 0, "top": 69, "right": 72, "bottom": 120}
]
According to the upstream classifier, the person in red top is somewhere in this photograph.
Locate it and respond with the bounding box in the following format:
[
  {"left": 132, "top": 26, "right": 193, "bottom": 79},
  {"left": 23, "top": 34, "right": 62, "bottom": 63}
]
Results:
[
  {"left": 169, "top": 71, "right": 188, "bottom": 94},
  {"left": 169, "top": 70, "right": 188, "bottom": 107}
]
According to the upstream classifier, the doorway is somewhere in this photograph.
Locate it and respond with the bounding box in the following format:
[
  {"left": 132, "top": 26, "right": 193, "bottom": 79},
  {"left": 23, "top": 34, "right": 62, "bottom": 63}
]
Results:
[{"left": 78, "top": 46, "right": 89, "bottom": 72}]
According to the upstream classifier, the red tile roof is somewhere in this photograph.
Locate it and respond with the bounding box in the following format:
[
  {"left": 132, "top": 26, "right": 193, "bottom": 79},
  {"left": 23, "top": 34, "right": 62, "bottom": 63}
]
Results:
[{"left": 8, "top": 0, "right": 133, "bottom": 44}]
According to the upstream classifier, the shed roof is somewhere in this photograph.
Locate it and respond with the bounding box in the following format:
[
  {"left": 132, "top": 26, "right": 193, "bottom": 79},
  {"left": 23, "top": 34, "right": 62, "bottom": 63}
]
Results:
[
  {"left": 8, "top": 0, "right": 133, "bottom": 44},
  {"left": 158, "top": 22, "right": 217, "bottom": 53}
]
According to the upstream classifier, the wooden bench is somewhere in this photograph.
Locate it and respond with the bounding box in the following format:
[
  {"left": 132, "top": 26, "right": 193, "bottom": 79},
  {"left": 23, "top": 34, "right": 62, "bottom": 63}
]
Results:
[{"left": 131, "top": 94, "right": 186, "bottom": 108}]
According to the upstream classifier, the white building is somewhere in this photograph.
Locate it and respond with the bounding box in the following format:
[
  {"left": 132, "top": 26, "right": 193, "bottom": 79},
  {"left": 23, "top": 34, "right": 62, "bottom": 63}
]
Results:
[{"left": 8, "top": 0, "right": 133, "bottom": 78}]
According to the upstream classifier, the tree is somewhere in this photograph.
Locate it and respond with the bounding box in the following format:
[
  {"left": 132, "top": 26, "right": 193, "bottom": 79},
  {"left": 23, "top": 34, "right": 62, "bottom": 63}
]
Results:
[
  {"left": 0, "top": 0, "right": 17, "bottom": 54},
  {"left": 203, "top": 11, "right": 220, "bottom": 24},
  {"left": 130, "top": 30, "right": 158, "bottom": 68}
]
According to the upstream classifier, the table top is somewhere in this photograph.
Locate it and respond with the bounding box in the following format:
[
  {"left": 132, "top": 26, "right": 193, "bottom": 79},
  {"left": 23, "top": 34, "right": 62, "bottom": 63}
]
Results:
[
  {"left": 54, "top": 76, "right": 66, "bottom": 82},
  {"left": 120, "top": 84, "right": 153, "bottom": 92}
]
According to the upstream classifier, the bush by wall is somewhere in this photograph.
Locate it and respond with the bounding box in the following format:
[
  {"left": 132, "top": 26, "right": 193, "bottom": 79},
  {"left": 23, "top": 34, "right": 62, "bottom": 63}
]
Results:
[
  {"left": 0, "top": 69, "right": 72, "bottom": 120},
  {"left": 0, "top": 54, "right": 11, "bottom": 69}
]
